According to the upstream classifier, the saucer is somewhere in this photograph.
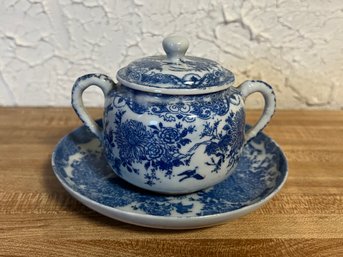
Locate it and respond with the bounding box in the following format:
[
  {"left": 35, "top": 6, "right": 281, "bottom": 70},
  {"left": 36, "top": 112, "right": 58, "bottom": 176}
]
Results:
[{"left": 51, "top": 121, "right": 288, "bottom": 229}]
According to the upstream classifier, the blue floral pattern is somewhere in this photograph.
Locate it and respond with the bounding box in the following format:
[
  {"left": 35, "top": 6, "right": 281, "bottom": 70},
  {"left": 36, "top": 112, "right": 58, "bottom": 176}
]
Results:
[
  {"left": 105, "top": 110, "right": 200, "bottom": 186},
  {"left": 103, "top": 87, "right": 245, "bottom": 189},
  {"left": 117, "top": 56, "right": 234, "bottom": 90},
  {"left": 52, "top": 122, "right": 287, "bottom": 218},
  {"left": 201, "top": 109, "right": 245, "bottom": 173}
]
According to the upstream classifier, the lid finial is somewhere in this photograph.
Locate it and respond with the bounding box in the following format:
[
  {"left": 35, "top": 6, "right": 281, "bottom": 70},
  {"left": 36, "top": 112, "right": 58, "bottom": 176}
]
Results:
[{"left": 162, "top": 35, "right": 189, "bottom": 63}]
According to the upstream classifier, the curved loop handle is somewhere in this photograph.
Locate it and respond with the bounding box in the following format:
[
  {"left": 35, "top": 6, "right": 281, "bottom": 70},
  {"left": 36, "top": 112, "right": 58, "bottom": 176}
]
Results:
[
  {"left": 237, "top": 80, "right": 276, "bottom": 143},
  {"left": 71, "top": 74, "right": 115, "bottom": 141}
]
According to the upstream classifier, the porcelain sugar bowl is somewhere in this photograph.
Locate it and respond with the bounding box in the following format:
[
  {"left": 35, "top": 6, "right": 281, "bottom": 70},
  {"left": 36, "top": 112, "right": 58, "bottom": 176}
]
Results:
[{"left": 71, "top": 35, "right": 276, "bottom": 194}]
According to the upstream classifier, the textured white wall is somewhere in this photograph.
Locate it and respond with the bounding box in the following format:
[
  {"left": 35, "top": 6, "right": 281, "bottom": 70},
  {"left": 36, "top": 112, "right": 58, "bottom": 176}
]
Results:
[{"left": 0, "top": 0, "right": 342, "bottom": 108}]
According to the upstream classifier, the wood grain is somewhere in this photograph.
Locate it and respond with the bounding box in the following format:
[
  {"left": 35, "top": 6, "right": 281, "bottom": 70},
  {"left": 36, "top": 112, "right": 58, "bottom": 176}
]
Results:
[{"left": 0, "top": 108, "right": 342, "bottom": 256}]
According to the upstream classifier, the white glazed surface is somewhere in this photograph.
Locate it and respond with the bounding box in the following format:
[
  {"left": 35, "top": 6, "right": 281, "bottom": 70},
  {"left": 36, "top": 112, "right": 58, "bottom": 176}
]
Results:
[{"left": 0, "top": 1, "right": 342, "bottom": 108}]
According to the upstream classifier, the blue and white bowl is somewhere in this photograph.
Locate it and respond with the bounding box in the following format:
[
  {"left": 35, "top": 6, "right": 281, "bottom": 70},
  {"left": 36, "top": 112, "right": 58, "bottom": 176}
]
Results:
[{"left": 71, "top": 35, "right": 276, "bottom": 194}]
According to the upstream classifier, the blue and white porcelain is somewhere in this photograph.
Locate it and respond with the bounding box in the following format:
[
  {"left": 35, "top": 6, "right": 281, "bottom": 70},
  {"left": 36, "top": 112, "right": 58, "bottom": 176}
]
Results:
[
  {"left": 51, "top": 122, "right": 287, "bottom": 229},
  {"left": 71, "top": 35, "right": 276, "bottom": 194}
]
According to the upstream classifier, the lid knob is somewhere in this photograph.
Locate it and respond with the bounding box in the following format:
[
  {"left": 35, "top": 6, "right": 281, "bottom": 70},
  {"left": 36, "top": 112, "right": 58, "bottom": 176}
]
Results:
[{"left": 162, "top": 35, "right": 189, "bottom": 63}]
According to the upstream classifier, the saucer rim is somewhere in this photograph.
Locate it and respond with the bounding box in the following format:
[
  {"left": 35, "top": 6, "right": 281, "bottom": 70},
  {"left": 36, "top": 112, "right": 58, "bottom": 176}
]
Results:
[{"left": 51, "top": 123, "right": 288, "bottom": 229}]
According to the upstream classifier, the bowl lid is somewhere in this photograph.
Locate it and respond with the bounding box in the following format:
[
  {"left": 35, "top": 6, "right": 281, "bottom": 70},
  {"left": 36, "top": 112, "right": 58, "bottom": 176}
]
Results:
[{"left": 116, "top": 35, "right": 234, "bottom": 95}]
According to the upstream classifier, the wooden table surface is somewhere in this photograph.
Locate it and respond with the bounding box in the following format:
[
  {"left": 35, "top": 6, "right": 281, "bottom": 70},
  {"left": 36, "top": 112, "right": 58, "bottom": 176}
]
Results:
[{"left": 0, "top": 108, "right": 342, "bottom": 256}]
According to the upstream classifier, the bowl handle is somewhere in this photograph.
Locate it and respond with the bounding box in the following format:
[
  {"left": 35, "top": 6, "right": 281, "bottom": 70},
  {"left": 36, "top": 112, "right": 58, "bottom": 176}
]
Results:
[
  {"left": 71, "top": 74, "right": 115, "bottom": 141},
  {"left": 237, "top": 80, "right": 276, "bottom": 143}
]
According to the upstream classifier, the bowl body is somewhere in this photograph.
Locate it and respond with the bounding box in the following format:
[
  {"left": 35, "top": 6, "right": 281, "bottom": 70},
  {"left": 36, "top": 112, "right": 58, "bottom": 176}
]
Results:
[{"left": 102, "top": 85, "right": 246, "bottom": 194}]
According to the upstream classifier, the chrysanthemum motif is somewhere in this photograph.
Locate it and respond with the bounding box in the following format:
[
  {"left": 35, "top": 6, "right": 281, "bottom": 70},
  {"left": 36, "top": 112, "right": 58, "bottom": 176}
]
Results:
[
  {"left": 115, "top": 120, "right": 149, "bottom": 161},
  {"left": 160, "top": 127, "right": 180, "bottom": 144},
  {"left": 146, "top": 141, "right": 165, "bottom": 160},
  {"left": 110, "top": 110, "right": 200, "bottom": 186}
]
